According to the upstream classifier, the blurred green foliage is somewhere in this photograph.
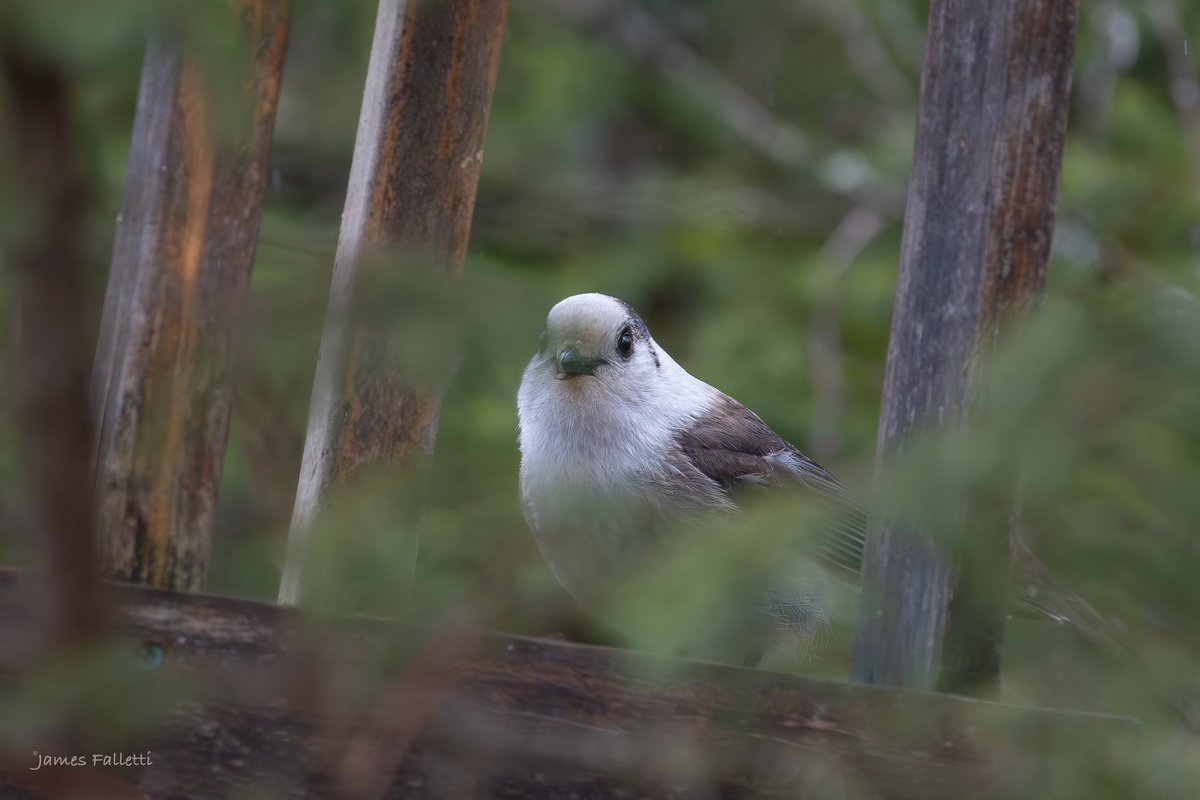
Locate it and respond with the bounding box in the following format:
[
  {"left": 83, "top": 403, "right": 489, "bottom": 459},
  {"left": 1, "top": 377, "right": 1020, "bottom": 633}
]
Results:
[{"left": 2, "top": 0, "right": 1200, "bottom": 796}]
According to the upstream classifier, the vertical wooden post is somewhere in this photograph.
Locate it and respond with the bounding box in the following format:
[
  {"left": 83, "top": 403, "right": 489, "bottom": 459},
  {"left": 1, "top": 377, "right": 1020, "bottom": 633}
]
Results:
[
  {"left": 277, "top": 0, "right": 509, "bottom": 604},
  {"left": 91, "top": 1, "right": 290, "bottom": 590},
  {"left": 850, "top": 0, "right": 1080, "bottom": 692}
]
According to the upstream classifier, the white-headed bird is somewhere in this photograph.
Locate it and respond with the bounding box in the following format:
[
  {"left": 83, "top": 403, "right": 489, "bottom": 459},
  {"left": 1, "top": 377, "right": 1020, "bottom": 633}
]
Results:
[{"left": 517, "top": 293, "right": 864, "bottom": 665}]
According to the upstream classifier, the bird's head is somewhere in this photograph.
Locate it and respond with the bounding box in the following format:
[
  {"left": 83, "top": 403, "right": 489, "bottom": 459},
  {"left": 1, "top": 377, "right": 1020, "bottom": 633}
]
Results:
[{"left": 529, "top": 293, "right": 664, "bottom": 395}]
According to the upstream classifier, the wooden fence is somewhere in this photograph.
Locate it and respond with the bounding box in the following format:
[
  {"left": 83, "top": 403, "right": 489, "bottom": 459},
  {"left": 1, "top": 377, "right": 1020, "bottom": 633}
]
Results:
[{"left": 0, "top": 0, "right": 1115, "bottom": 798}]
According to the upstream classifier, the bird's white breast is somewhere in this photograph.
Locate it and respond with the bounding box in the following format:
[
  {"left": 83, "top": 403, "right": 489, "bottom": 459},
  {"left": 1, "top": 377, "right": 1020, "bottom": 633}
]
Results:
[
  {"left": 518, "top": 349, "right": 711, "bottom": 490},
  {"left": 516, "top": 348, "right": 716, "bottom": 599}
]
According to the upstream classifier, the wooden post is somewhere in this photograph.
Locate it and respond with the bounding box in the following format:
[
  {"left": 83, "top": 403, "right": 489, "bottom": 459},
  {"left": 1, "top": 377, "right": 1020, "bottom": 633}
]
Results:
[
  {"left": 91, "top": 2, "right": 290, "bottom": 590},
  {"left": 278, "top": 0, "right": 510, "bottom": 604},
  {"left": 850, "top": 0, "right": 1080, "bottom": 692}
]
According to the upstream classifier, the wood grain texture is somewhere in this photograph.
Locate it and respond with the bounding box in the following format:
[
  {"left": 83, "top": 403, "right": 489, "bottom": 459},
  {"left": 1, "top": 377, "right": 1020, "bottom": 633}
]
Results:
[
  {"left": 850, "top": 0, "right": 1080, "bottom": 692},
  {"left": 90, "top": 1, "right": 290, "bottom": 591},
  {"left": 0, "top": 569, "right": 1129, "bottom": 799},
  {"left": 279, "top": 0, "right": 510, "bottom": 603}
]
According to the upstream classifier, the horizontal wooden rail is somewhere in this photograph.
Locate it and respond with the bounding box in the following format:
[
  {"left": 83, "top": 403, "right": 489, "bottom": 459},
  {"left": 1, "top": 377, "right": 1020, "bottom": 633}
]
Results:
[{"left": 0, "top": 569, "right": 1131, "bottom": 799}]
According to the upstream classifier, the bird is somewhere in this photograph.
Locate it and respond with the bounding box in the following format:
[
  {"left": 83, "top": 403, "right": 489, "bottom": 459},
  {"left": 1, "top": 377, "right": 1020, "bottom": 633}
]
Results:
[{"left": 517, "top": 293, "right": 865, "bottom": 665}]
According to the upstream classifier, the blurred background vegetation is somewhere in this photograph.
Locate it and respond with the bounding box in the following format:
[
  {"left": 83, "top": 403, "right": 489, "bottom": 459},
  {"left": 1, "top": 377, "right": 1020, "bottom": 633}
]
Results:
[{"left": 1, "top": 0, "right": 1199, "bottom": 794}]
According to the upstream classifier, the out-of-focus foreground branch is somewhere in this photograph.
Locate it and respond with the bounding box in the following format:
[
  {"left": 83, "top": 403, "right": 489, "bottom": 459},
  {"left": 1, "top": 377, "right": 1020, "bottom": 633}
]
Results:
[{"left": 0, "top": 24, "right": 102, "bottom": 655}]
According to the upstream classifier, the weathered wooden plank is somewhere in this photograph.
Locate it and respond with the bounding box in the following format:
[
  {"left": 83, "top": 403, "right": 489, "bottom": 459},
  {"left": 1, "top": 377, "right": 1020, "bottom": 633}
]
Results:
[
  {"left": 850, "top": 0, "right": 1080, "bottom": 692},
  {"left": 278, "top": 0, "right": 510, "bottom": 603},
  {"left": 90, "top": 1, "right": 290, "bottom": 591},
  {"left": 0, "top": 569, "right": 1130, "bottom": 799}
]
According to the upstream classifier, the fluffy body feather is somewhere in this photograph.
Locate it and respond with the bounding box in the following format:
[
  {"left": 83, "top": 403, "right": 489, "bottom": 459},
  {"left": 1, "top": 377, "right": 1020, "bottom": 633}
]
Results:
[{"left": 517, "top": 294, "right": 862, "bottom": 660}]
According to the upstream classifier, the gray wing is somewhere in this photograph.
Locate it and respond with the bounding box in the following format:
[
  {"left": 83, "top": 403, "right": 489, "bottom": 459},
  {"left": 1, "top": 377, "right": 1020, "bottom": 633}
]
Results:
[
  {"left": 673, "top": 393, "right": 867, "bottom": 576},
  {"left": 674, "top": 395, "right": 1095, "bottom": 628}
]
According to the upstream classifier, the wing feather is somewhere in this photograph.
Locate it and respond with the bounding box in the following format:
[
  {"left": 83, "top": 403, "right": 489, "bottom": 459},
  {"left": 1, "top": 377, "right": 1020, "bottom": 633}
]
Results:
[
  {"left": 673, "top": 393, "right": 867, "bottom": 575},
  {"left": 672, "top": 395, "right": 1088, "bottom": 623}
]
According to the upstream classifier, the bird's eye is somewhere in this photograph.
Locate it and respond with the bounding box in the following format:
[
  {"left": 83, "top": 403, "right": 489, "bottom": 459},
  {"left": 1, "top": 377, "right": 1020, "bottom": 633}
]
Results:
[
  {"left": 538, "top": 330, "right": 549, "bottom": 352},
  {"left": 616, "top": 327, "right": 634, "bottom": 358}
]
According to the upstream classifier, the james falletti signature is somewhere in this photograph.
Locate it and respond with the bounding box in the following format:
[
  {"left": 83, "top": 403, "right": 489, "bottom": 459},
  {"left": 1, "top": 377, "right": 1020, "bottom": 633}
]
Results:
[{"left": 30, "top": 751, "right": 154, "bottom": 770}]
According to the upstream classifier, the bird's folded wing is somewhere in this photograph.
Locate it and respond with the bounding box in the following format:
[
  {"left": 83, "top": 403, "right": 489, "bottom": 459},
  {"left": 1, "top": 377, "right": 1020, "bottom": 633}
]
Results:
[
  {"left": 672, "top": 392, "right": 867, "bottom": 576},
  {"left": 670, "top": 393, "right": 1092, "bottom": 626}
]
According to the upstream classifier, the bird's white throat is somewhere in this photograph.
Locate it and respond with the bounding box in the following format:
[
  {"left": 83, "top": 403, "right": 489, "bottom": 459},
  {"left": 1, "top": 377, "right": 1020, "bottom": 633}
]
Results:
[{"left": 517, "top": 342, "right": 714, "bottom": 496}]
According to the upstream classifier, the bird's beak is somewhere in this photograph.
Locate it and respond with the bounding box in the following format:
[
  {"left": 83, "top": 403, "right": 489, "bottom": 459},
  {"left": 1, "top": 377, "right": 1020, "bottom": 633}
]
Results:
[{"left": 555, "top": 348, "right": 606, "bottom": 378}]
